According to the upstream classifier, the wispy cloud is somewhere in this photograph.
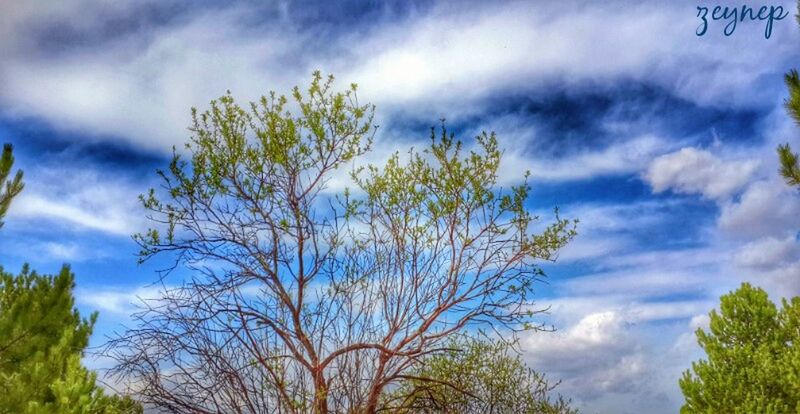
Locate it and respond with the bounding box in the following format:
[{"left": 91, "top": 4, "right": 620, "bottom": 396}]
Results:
[
  {"left": 719, "top": 179, "right": 800, "bottom": 239},
  {"left": 76, "top": 285, "right": 163, "bottom": 315},
  {"left": 343, "top": 1, "right": 798, "bottom": 111},
  {"left": 7, "top": 167, "right": 145, "bottom": 236},
  {"left": 735, "top": 235, "right": 800, "bottom": 271},
  {"left": 503, "top": 135, "right": 668, "bottom": 183}
]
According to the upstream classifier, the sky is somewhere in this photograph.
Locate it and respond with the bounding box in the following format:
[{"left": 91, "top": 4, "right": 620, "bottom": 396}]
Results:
[{"left": 0, "top": 0, "right": 798, "bottom": 412}]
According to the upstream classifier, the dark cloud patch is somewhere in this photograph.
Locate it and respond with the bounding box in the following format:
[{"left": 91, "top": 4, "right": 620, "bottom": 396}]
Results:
[
  {"left": 23, "top": 2, "right": 193, "bottom": 56},
  {"left": 373, "top": 80, "right": 769, "bottom": 167},
  {"left": 24, "top": 0, "right": 433, "bottom": 59},
  {"left": 478, "top": 82, "right": 766, "bottom": 155},
  {"left": 277, "top": 0, "right": 433, "bottom": 33},
  {"left": 0, "top": 117, "right": 164, "bottom": 175}
]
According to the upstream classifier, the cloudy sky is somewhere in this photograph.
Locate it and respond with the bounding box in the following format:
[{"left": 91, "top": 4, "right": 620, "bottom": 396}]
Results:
[{"left": 1, "top": 1, "right": 799, "bottom": 412}]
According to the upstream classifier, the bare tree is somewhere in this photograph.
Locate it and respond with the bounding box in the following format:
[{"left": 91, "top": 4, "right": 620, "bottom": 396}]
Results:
[{"left": 106, "top": 72, "right": 576, "bottom": 414}]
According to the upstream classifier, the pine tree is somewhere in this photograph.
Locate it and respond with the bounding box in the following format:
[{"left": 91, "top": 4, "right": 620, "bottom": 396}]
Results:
[
  {"left": 0, "top": 265, "right": 142, "bottom": 414},
  {"left": 778, "top": 4, "right": 800, "bottom": 188},
  {"left": 0, "top": 142, "right": 139, "bottom": 412},
  {"left": 0, "top": 143, "right": 24, "bottom": 228},
  {"left": 679, "top": 283, "right": 800, "bottom": 413}
]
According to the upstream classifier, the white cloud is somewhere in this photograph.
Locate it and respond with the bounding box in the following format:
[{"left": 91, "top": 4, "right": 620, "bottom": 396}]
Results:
[
  {"left": 528, "top": 190, "right": 798, "bottom": 410},
  {"left": 644, "top": 147, "right": 759, "bottom": 200},
  {"left": 561, "top": 199, "right": 683, "bottom": 233},
  {"left": 600, "top": 244, "right": 731, "bottom": 273},
  {"left": 718, "top": 179, "right": 800, "bottom": 239},
  {"left": 4, "top": 240, "right": 87, "bottom": 262},
  {"left": 1, "top": 4, "right": 305, "bottom": 151},
  {"left": 0, "top": 1, "right": 797, "bottom": 152},
  {"left": 669, "top": 317, "right": 706, "bottom": 373},
  {"left": 522, "top": 296, "right": 715, "bottom": 413},
  {"left": 42, "top": 242, "right": 82, "bottom": 261},
  {"left": 502, "top": 134, "right": 667, "bottom": 182},
  {"left": 542, "top": 296, "right": 715, "bottom": 327},
  {"left": 561, "top": 268, "right": 715, "bottom": 298},
  {"left": 525, "top": 310, "right": 631, "bottom": 368},
  {"left": 7, "top": 168, "right": 145, "bottom": 236},
  {"left": 14, "top": 195, "right": 132, "bottom": 236},
  {"left": 343, "top": 1, "right": 798, "bottom": 112},
  {"left": 77, "top": 285, "right": 162, "bottom": 315},
  {"left": 524, "top": 310, "right": 648, "bottom": 399},
  {"left": 735, "top": 235, "right": 800, "bottom": 271},
  {"left": 522, "top": 242, "right": 725, "bottom": 411},
  {"left": 756, "top": 261, "right": 800, "bottom": 298},
  {"left": 555, "top": 235, "right": 630, "bottom": 263},
  {"left": 640, "top": 147, "right": 800, "bottom": 299}
]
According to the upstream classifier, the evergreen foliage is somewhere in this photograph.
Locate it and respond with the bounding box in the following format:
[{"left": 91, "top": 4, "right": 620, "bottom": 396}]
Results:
[
  {"left": 0, "top": 265, "right": 141, "bottom": 414},
  {"left": 778, "top": 4, "right": 800, "bottom": 188},
  {"left": 679, "top": 283, "right": 800, "bottom": 413},
  {"left": 0, "top": 143, "right": 23, "bottom": 228}
]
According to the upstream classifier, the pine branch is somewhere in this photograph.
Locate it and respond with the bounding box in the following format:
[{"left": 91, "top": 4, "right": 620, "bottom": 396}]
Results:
[
  {"left": 778, "top": 67, "right": 800, "bottom": 189},
  {"left": 785, "top": 70, "right": 800, "bottom": 126},
  {"left": 778, "top": 144, "right": 800, "bottom": 187},
  {"left": 0, "top": 143, "right": 24, "bottom": 228}
]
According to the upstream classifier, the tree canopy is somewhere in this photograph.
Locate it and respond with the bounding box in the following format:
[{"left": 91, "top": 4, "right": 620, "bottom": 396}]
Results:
[
  {"left": 0, "top": 265, "right": 142, "bottom": 414},
  {"left": 679, "top": 283, "right": 800, "bottom": 413},
  {"left": 107, "top": 72, "right": 576, "bottom": 414}
]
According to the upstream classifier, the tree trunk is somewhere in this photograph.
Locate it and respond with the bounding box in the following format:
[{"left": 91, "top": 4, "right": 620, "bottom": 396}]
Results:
[
  {"left": 362, "top": 390, "right": 381, "bottom": 414},
  {"left": 361, "top": 361, "right": 387, "bottom": 414},
  {"left": 312, "top": 370, "right": 329, "bottom": 414}
]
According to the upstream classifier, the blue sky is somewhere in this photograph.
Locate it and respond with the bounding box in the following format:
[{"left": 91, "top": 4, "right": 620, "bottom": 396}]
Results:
[{"left": 0, "top": 1, "right": 799, "bottom": 412}]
